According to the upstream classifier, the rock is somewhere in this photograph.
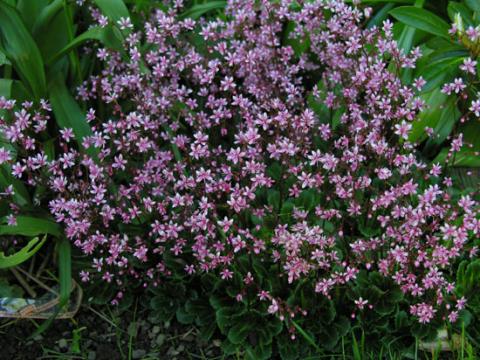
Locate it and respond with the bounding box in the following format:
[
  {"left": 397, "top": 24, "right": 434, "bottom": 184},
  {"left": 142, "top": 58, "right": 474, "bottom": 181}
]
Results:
[
  {"left": 132, "top": 349, "right": 146, "bottom": 359},
  {"left": 58, "top": 338, "right": 68, "bottom": 349},
  {"left": 87, "top": 351, "right": 97, "bottom": 360},
  {"left": 213, "top": 339, "right": 221, "bottom": 347},
  {"left": 155, "top": 334, "right": 166, "bottom": 347}
]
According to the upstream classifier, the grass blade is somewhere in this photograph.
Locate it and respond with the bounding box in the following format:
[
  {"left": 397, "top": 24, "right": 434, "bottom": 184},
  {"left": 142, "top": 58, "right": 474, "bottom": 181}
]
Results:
[{"left": 0, "top": 1, "right": 47, "bottom": 99}]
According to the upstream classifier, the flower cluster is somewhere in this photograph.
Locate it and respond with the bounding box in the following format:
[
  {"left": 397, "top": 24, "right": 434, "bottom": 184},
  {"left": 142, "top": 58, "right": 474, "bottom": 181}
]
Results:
[{"left": 1, "top": 0, "right": 478, "bottom": 325}]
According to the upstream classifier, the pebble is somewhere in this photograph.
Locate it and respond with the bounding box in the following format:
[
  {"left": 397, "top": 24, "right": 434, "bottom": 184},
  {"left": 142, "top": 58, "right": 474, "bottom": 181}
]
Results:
[
  {"left": 132, "top": 349, "right": 146, "bottom": 359},
  {"left": 155, "top": 334, "right": 166, "bottom": 347},
  {"left": 58, "top": 338, "right": 68, "bottom": 349}
]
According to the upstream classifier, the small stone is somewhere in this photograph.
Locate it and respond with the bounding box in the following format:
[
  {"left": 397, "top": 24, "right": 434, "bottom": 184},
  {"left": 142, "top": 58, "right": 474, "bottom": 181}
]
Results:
[
  {"left": 155, "top": 334, "right": 166, "bottom": 347},
  {"left": 58, "top": 339, "right": 68, "bottom": 349},
  {"left": 132, "top": 349, "right": 146, "bottom": 359},
  {"left": 183, "top": 334, "right": 194, "bottom": 342},
  {"left": 213, "top": 339, "right": 221, "bottom": 347},
  {"left": 152, "top": 326, "right": 161, "bottom": 335},
  {"left": 87, "top": 351, "right": 96, "bottom": 360}
]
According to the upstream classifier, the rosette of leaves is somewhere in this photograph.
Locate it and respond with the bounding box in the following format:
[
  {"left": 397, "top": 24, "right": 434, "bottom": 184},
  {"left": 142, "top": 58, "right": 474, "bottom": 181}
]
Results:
[{"left": 349, "top": 271, "right": 439, "bottom": 353}]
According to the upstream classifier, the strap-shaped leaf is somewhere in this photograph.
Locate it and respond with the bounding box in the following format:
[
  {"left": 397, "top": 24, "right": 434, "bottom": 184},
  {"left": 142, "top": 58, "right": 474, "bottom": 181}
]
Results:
[
  {"left": 46, "top": 26, "right": 123, "bottom": 66},
  {"left": 49, "top": 75, "right": 97, "bottom": 158},
  {"left": 0, "top": 216, "right": 62, "bottom": 237},
  {"left": 390, "top": 6, "right": 450, "bottom": 39},
  {"left": 0, "top": 1, "right": 47, "bottom": 99},
  {"left": 179, "top": 1, "right": 226, "bottom": 20},
  {"left": 0, "top": 235, "right": 46, "bottom": 269},
  {"left": 93, "top": 0, "right": 129, "bottom": 23}
]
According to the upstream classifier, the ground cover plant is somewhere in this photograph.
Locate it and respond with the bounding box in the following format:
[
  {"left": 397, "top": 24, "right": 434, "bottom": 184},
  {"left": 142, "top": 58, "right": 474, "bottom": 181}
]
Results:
[{"left": 0, "top": 0, "right": 480, "bottom": 359}]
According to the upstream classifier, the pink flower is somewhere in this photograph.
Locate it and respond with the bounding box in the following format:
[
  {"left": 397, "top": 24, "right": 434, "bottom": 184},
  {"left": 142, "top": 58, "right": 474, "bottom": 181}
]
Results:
[
  {"left": 394, "top": 121, "right": 412, "bottom": 140},
  {"left": 354, "top": 297, "right": 368, "bottom": 310}
]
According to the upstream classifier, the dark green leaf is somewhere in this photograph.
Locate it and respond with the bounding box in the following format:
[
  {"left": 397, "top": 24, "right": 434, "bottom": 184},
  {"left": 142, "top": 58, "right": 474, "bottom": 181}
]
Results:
[
  {"left": 179, "top": 1, "right": 226, "bottom": 20},
  {"left": 466, "top": 0, "right": 480, "bottom": 11},
  {"left": 390, "top": 6, "right": 451, "bottom": 39},
  {"left": 0, "top": 1, "right": 47, "bottom": 98},
  {"left": 93, "top": 0, "right": 130, "bottom": 23},
  {"left": 49, "top": 75, "right": 97, "bottom": 158},
  {"left": 0, "top": 235, "right": 46, "bottom": 268},
  {"left": 0, "top": 215, "right": 62, "bottom": 237},
  {"left": 47, "top": 26, "right": 123, "bottom": 66}
]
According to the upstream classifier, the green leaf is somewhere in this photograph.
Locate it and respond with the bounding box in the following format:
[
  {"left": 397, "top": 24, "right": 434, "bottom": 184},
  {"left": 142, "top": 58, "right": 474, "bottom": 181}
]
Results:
[
  {"left": 390, "top": 6, "right": 451, "bottom": 39},
  {"left": 58, "top": 237, "right": 72, "bottom": 304},
  {"left": 466, "top": 0, "right": 480, "bottom": 11},
  {"left": 16, "top": 0, "right": 49, "bottom": 30},
  {"left": 31, "top": 0, "right": 63, "bottom": 34},
  {"left": 447, "top": 2, "right": 474, "bottom": 27},
  {"left": 409, "top": 88, "right": 448, "bottom": 143},
  {"left": 227, "top": 321, "right": 253, "bottom": 344},
  {"left": 49, "top": 75, "right": 97, "bottom": 158},
  {"left": 0, "top": 49, "right": 9, "bottom": 65},
  {"left": 267, "top": 189, "right": 280, "bottom": 212},
  {"left": 291, "top": 320, "right": 321, "bottom": 352},
  {"left": 93, "top": 0, "right": 130, "bottom": 23},
  {"left": 0, "top": 216, "right": 62, "bottom": 237},
  {"left": 424, "top": 95, "right": 460, "bottom": 149},
  {"left": 47, "top": 26, "right": 123, "bottom": 66},
  {"left": 179, "top": 1, "right": 226, "bottom": 20},
  {"left": 367, "top": 3, "right": 395, "bottom": 29},
  {"left": 0, "top": 235, "right": 46, "bottom": 268},
  {"left": 0, "top": 1, "right": 47, "bottom": 99},
  {"left": 0, "top": 164, "right": 31, "bottom": 207},
  {"left": 434, "top": 148, "right": 480, "bottom": 167}
]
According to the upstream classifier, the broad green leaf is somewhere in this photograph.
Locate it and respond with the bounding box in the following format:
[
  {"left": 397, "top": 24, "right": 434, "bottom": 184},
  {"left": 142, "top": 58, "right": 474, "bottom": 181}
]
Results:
[
  {"left": 93, "top": 0, "right": 130, "bottom": 23},
  {"left": 390, "top": 6, "right": 451, "bottom": 39},
  {"left": 34, "top": 6, "right": 71, "bottom": 64},
  {"left": 0, "top": 235, "right": 46, "bottom": 269},
  {"left": 447, "top": 2, "right": 474, "bottom": 27},
  {"left": 180, "top": 1, "right": 226, "bottom": 20},
  {"left": 409, "top": 88, "right": 447, "bottom": 143},
  {"left": 49, "top": 75, "right": 97, "bottom": 157},
  {"left": 16, "top": 0, "right": 49, "bottom": 30},
  {"left": 434, "top": 120, "right": 480, "bottom": 167},
  {"left": 415, "top": 52, "right": 464, "bottom": 93},
  {"left": 0, "top": 165, "right": 30, "bottom": 206},
  {"left": 434, "top": 148, "right": 480, "bottom": 167},
  {"left": 0, "top": 215, "right": 61, "bottom": 237},
  {"left": 0, "top": 77, "right": 30, "bottom": 103},
  {"left": 47, "top": 26, "right": 123, "bottom": 65},
  {"left": 466, "top": 0, "right": 480, "bottom": 11},
  {"left": 0, "top": 49, "right": 9, "bottom": 66},
  {"left": 0, "top": 1, "right": 47, "bottom": 99},
  {"left": 424, "top": 95, "right": 460, "bottom": 149},
  {"left": 367, "top": 3, "right": 395, "bottom": 29},
  {"left": 31, "top": 0, "right": 63, "bottom": 35}
]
